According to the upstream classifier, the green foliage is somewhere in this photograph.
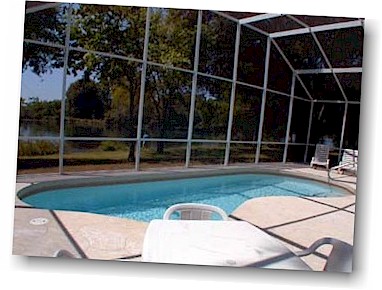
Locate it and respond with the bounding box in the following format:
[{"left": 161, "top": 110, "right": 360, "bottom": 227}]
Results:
[
  {"left": 104, "top": 80, "right": 138, "bottom": 137},
  {"left": 66, "top": 73, "right": 110, "bottom": 120},
  {"left": 99, "top": 141, "right": 127, "bottom": 151},
  {"left": 148, "top": 9, "right": 197, "bottom": 69},
  {"left": 71, "top": 5, "right": 146, "bottom": 61},
  {"left": 198, "top": 12, "right": 237, "bottom": 78},
  {"left": 18, "top": 140, "right": 59, "bottom": 156},
  {"left": 19, "top": 97, "right": 61, "bottom": 120},
  {"left": 22, "top": 6, "right": 67, "bottom": 75}
]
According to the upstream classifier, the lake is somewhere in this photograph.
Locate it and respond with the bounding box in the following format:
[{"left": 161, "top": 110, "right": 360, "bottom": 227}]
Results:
[{"left": 18, "top": 120, "right": 131, "bottom": 138}]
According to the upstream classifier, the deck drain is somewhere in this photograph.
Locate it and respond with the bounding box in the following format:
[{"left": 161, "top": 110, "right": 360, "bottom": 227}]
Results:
[{"left": 30, "top": 217, "right": 49, "bottom": 226}]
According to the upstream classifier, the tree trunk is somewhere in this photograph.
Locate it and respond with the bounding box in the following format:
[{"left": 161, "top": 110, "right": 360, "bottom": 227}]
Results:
[
  {"left": 128, "top": 141, "right": 136, "bottom": 162},
  {"left": 156, "top": 141, "right": 164, "bottom": 154}
]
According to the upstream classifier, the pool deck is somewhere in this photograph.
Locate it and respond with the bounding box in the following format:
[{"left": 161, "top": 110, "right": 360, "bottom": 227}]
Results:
[{"left": 12, "top": 163, "right": 357, "bottom": 271}]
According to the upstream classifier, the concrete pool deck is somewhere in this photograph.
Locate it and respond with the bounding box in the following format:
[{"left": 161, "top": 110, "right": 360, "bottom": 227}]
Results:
[{"left": 12, "top": 163, "right": 357, "bottom": 271}]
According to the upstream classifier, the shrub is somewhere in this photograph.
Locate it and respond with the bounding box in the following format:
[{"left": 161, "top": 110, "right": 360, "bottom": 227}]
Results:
[
  {"left": 99, "top": 141, "right": 127, "bottom": 151},
  {"left": 18, "top": 140, "right": 59, "bottom": 156}
]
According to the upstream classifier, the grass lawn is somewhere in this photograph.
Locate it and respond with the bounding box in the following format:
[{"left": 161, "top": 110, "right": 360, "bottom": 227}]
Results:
[{"left": 17, "top": 143, "right": 287, "bottom": 174}]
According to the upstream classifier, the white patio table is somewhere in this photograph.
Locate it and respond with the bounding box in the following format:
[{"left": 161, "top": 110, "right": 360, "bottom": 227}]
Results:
[{"left": 141, "top": 219, "right": 312, "bottom": 270}]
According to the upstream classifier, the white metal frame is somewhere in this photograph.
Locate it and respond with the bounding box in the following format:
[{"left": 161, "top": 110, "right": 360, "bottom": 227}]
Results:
[
  {"left": 58, "top": 4, "right": 72, "bottom": 174},
  {"left": 255, "top": 37, "right": 272, "bottom": 164},
  {"left": 224, "top": 22, "right": 241, "bottom": 166},
  {"left": 185, "top": 10, "right": 203, "bottom": 168},
  {"left": 239, "top": 14, "right": 281, "bottom": 25},
  {"left": 269, "top": 20, "right": 363, "bottom": 38},
  {"left": 25, "top": 2, "right": 61, "bottom": 14},
  {"left": 20, "top": 4, "right": 363, "bottom": 174},
  {"left": 283, "top": 73, "right": 296, "bottom": 163},
  {"left": 135, "top": 7, "right": 152, "bottom": 171}
]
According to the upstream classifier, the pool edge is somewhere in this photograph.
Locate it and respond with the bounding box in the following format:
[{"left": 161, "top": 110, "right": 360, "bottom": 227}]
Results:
[{"left": 17, "top": 166, "right": 356, "bottom": 200}]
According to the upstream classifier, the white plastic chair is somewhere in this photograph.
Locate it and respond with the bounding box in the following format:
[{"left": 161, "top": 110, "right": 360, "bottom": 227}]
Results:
[
  {"left": 163, "top": 203, "right": 229, "bottom": 220},
  {"left": 337, "top": 149, "right": 358, "bottom": 174},
  {"left": 295, "top": 237, "right": 353, "bottom": 272},
  {"left": 310, "top": 144, "right": 330, "bottom": 169}
]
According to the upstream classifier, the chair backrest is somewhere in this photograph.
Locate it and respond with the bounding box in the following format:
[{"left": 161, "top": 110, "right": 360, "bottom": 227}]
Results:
[
  {"left": 314, "top": 144, "right": 330, "bottom": 162},
  {"left": 163, "top": 203, "right": 229, "bottom": 221},
  {"left": 296, "top": 237, "right": 353, "bottom": 272}
]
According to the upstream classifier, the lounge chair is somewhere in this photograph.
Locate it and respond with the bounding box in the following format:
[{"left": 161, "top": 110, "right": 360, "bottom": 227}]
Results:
[
  {"left": 310, "top": 144, "right": 330, "bottom": 169},
  {"left": 336, "top": 149, "right": 358, "bottom": 174},
  {"left": 163, "top": 203, "right": 229, "bottom": 220},
  {"left": 295, "top": 237, "right": 353, "bottom": 272}
]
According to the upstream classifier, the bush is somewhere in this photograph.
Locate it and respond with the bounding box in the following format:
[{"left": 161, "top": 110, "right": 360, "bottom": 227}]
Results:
[
  {"left": 99, "top": 141, "right": 127, "bottom": 151},
  {"left": 18, "top": 140, "right": 59, "bottom": 156}
]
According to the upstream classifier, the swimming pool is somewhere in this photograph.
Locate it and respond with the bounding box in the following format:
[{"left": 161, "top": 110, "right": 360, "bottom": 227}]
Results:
[{"left": 20, "top": 173, "right": 349, "bottom": 222}]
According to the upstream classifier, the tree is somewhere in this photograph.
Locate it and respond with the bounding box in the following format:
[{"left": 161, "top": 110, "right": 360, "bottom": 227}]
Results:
[
  {"left": 19, "top": 97, "right": 61, "bottom": 121},
  {"left": 143, "top": 8, "right": 196, "bottom": 153},
  {"left": 198, "top": 11, "right": 236, "bottom": 78},
  {"left": 69, "top": 6, "right": 198, "bottom": 155},
  {"left": 69, "top": 4, "right": 146, "bottom": 161},
  {"left": 22, "top": 5, "right": 67, "bottom": 75},
  {"left": 66, "top": 71, "right": 110, "bottom": 120},
  {"left": 144, "top": 68, "right": 191, "bottom": 152}
]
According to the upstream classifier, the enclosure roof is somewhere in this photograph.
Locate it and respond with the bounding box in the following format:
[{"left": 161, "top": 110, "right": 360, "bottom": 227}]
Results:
[{"left": 214, "top": 10, "right": 364, "bottom": 103}]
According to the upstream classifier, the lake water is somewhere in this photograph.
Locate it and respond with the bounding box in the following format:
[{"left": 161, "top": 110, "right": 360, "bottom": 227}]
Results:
[{"left": 18, "top": 120, "right": 127, "bottom": 138}]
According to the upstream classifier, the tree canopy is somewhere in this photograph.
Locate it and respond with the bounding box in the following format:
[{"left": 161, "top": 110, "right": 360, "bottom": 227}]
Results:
[{"left": 66, "top": 71, "right": 110, "bottom": 120}]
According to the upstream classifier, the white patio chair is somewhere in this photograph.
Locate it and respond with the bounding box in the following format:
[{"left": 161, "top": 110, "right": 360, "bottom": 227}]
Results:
[
  {"left": 163, "top": 203, "right": 229, "bottom": 220},
  {"left": 295, "top": 237, "right": 353, "bottom": 272},
  {"left": 310, "top": 144, "right": 330, "bottom": 170},
  {"left": 336, "top": 149, "right": 358, "bottom": 174}
]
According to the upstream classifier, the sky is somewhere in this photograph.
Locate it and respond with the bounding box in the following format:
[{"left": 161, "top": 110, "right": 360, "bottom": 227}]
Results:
[{"left": 21, "top": 67, "right": 83, "bottom": 102}]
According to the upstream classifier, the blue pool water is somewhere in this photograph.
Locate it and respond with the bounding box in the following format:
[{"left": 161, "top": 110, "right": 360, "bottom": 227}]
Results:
[{"left": 23, "top": 174, "right": 349, "bottom": 222}]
